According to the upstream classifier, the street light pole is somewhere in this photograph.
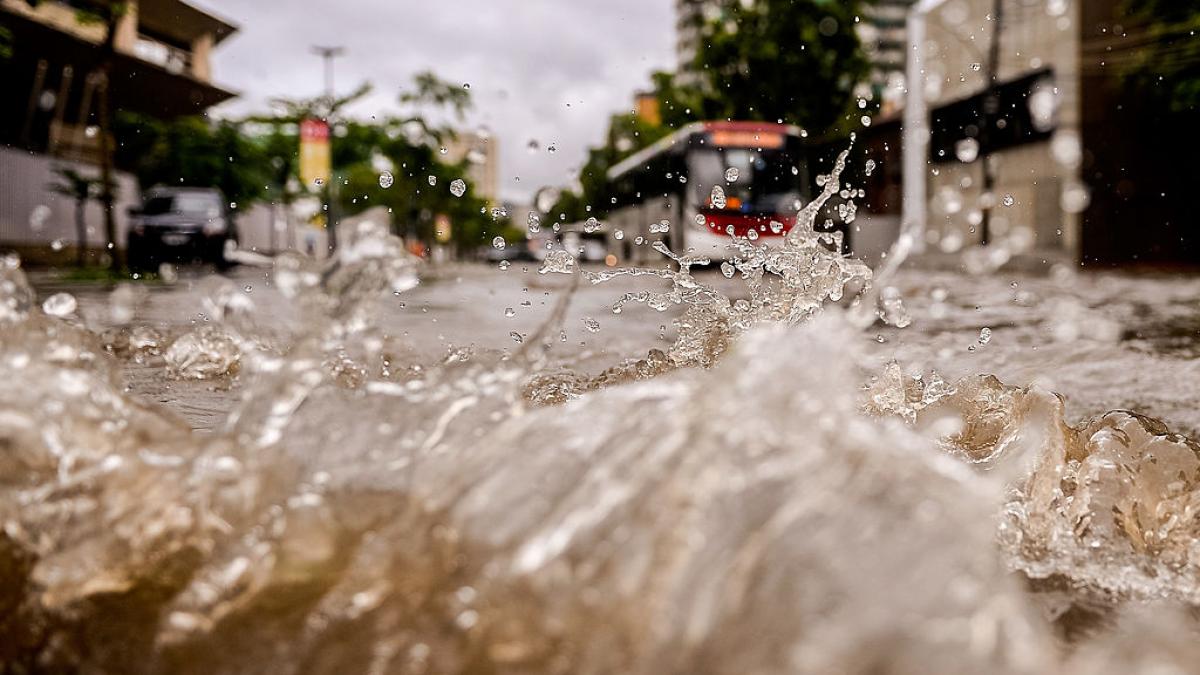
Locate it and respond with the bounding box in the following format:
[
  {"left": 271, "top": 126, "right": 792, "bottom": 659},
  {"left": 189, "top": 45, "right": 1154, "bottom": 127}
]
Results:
[
  {"left": 310, "top": 45, "right": 344, "bottom": 252},
  {"left": 979, "top": 0, "right": 1004, "bottom": 246}
]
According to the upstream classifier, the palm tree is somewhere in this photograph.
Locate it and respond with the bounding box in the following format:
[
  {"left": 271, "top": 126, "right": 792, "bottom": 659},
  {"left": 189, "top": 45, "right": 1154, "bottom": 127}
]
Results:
[{"left": 47, "top": 166, "right": 102, "bottom": 266}]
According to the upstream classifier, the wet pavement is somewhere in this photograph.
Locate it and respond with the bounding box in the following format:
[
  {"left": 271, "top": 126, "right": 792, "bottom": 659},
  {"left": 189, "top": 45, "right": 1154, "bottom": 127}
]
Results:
[{"left": 28, "top": 259, "right": 1200, "bottom": 438}]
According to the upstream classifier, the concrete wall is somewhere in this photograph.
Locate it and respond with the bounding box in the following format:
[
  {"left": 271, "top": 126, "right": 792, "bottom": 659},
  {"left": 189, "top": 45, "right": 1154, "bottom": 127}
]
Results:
[
  {"left": 0, "top": 145, "right": 139, "bottom": 252},
  {"left": 921, "top": 0, "right": 1082, "bottom": 260}
]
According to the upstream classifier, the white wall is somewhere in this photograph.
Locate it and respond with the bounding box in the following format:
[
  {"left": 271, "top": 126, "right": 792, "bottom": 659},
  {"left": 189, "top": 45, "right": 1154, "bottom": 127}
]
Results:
[{"left": 0, "top": 146, "right": 139, "bottom": 250}]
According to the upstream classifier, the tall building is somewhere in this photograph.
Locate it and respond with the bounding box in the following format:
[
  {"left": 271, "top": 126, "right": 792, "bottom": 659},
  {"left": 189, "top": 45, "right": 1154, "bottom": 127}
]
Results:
[
  {"left": 673, "top": 0, "right": 710, "bottom": 86},
  {"left": 443, "top": 129, "right": 499, "bottom": 203},
  {"left": 859, "top": 0, "right": 917, "bottom": 114}
]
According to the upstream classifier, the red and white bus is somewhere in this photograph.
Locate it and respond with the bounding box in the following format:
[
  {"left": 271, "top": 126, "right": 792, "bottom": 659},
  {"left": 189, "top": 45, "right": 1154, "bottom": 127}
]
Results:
[{"left": 604, "top": 121, "right": 821, "bottom": 264}]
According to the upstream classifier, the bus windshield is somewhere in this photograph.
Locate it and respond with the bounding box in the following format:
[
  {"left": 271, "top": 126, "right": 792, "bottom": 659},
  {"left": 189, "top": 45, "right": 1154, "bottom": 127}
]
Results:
[{"left": 688, "top": 146, "right": 805, "bottom": 215}]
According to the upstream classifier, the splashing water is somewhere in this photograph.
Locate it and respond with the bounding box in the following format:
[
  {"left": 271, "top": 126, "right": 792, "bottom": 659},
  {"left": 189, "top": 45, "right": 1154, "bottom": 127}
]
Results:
[{"left": 4, "top": 150, "right": 1200, "bottom": 675}]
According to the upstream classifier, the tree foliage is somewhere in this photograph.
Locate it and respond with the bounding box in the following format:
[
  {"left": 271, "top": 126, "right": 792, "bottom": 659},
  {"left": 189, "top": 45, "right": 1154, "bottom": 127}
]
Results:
[
  {"left": 1122, "top": 0, "right": 1200, "bottom": 114},
  {"left": 112, "top": 70, "right": 507, "bottom": 251},
  {"left": 689, "top": 0, "right": 867, "bottom": 132},
  {"left": 114, "top": 113, "right": 272, "bottom": 211}
]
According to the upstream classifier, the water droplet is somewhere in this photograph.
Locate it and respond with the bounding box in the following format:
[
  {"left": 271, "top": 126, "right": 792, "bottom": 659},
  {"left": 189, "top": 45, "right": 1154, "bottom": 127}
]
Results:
[
  {"left": 693, "top": 213, "right": 706, "bottom": 226},
  {"left": 970, "top": 62, "right": 981, "bottom": 71},
  {"left": 498, "top": 260, "right": 510, "bottom": 270},
  {"left": 978, "top": 327, "right": 992, "bottom": 345},
  {"left": 769, "top": 220, "right": 784, "bottom": 234},
  {"left": 547, "top": 144, "right": 557, "bottom": 154},
  {"left": 527, "top": 212, "right": 541, "bottom": 233},
  {"left": 492, "top": 236, "right": 506, "bottom": 250},
  {"left": 724, "top": 167, "right": 739, "bottom": 182},
  {"left": 584, "top": 217, "right": 600, "bottom": 233},
  {"left": 746, "top": 229, "right": 759, "bottom": 240},
  {"left": 582, "top": 317, "right": 600, "bottom": 333},
  {"left": 1061, "top": 182, "right": 1091, "bottom": 213},
  {"left": 614, "top": 229, "right": 624, "bottom": 240},
  {"left": 41, "top": 292, "right": 76, "bottom": 317},
  {"left": 450, "top": 179, "right": 467, "bottom": 197},
  {"left": 509, "top": 331, "right": 523, "bottom": 344},
  {"left": 710, "top": 185, "right": 727, "bottom": 209},
  {"left": 720, "top": 261, "right": 735, "bottom": 278},
  {"left": 955, "top": 138, "right": 980, "bottom": 163},
  {"left": 1002, "top": 194, "right": 1015, "bottom": 207},
  {"left": 378, "top": 171, "right": 394, "bottom": 189},
  {"left": 864, "top": 159, "right": 876, "bottom": 176},
  {"left": 314, "top": 177, "right": 324, "bottom": 186},
  {"left": 50, "top": 239, "right": 65, "bottom": 251},
  {"left": 439, "top": 147, "right": 448, "bottom": 155},
  {"left": 427, "top": 175, "right": 437, "bottom": 186},
  {"left": 28, "top": 205, "right": 51, "bottom": 231},
  {"left": 504, "top": 307, "right": 515, "bottom": 318}
]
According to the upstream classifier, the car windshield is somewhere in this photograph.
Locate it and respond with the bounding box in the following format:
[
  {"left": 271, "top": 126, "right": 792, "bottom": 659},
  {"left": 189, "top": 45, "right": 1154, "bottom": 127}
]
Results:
[
  {"left": 688, "top": 147, "right": 804, "bottom": 214},
  {"left": 142, "top": 193, "right": 220, "bottom": 217}
]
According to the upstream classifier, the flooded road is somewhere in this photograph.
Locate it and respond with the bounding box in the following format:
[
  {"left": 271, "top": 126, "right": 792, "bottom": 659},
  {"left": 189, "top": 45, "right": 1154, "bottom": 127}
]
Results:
[
  {"left": 32, "top": 260, "right": 1200, "bottom": 437},
  {"left": 8, "top": 207, "right": 1200, "bottom": 674}
]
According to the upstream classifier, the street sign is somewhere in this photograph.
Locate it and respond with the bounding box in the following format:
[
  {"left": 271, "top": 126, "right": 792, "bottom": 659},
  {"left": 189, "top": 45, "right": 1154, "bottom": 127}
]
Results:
[
  {"left": 299, "top": 118, "right": 331, "bottom": 198},
  {"left": 435, "top": 214, "right": 452, "bottom": 243}
]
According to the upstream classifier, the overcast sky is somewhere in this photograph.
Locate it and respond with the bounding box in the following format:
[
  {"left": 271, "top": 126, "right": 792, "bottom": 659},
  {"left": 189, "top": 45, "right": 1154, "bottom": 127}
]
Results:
[{"left": 192, "top": 0, "right": 677, "bottom": 203}]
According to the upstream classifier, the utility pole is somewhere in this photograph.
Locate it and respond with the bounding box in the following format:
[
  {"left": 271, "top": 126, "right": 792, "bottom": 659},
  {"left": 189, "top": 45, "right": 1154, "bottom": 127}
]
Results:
[
  {"left": 978, "top": 0, "right": 1003, "bottom": 246},
  {"left": 310, "top": 45, "right": 344, "bottom": 252}
]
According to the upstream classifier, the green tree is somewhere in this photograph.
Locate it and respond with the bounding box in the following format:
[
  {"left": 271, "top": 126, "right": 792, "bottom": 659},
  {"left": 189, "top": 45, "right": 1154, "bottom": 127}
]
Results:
[
  {"left": 1121, "top": 1, "right": 1200, "bottom": 114},
  {"left": 689, "top": 0, "right": 868, "bottom": 133},
  {"left": 114, "top": 113, "right": 272, "bottom": 216}
]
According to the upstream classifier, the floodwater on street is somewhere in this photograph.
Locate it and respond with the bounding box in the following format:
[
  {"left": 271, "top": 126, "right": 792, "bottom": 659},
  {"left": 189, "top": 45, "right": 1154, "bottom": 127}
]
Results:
[{"left": 30, "top": 260, "right": 1200, "bottom": 437}]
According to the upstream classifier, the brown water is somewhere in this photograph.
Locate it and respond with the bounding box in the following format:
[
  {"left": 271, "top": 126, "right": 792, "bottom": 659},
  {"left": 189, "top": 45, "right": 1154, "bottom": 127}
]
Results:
[{"left": 3, "top": 158, "right": 1200, "bottom": 674}]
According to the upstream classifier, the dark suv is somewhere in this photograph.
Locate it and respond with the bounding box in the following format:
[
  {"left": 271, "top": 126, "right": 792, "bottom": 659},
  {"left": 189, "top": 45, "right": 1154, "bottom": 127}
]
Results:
[{"left": 127, "top": 188, "right": 237, "bottom": 270}]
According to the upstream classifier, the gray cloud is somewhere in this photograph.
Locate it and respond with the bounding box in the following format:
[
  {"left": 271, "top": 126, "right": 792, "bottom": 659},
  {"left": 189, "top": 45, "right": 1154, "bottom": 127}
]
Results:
[{"left": 195, "top": 0, "right": 676, "bottom": 202}]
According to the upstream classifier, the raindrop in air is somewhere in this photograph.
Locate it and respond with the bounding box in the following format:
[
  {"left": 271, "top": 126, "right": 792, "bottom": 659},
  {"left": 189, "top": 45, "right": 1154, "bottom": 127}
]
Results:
[
  {"left": 28, "top": 205, "right": 51, "bottom": 231},
  {"left": 710, "top": 185, "right": 727, "bottom": 209},
  {"left": 955, "top": 138, "right": 980, "bottom": 163}
]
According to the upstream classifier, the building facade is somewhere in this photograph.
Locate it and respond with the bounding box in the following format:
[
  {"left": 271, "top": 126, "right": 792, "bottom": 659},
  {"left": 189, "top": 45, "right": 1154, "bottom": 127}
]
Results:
[
  {"left": 915, "top": 0, "right": 1194, "bottom": 266},
  {"left": 0, "top": 0, "right": 237, "bottom": 255},
  {"left": 443, "top": 129, "right": 499, "bottom": 204}
]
